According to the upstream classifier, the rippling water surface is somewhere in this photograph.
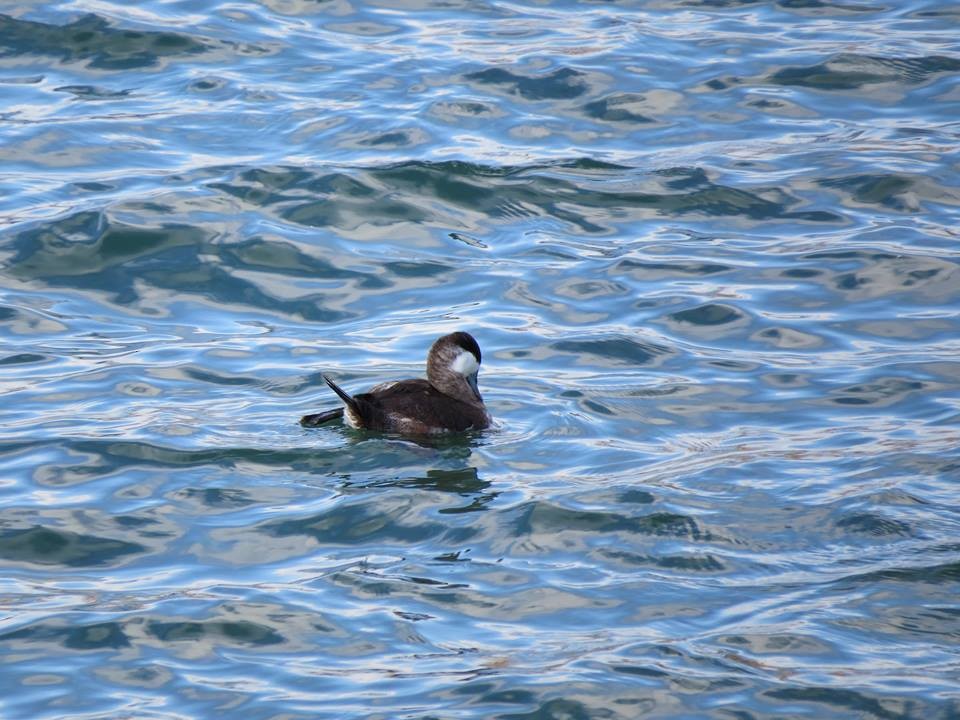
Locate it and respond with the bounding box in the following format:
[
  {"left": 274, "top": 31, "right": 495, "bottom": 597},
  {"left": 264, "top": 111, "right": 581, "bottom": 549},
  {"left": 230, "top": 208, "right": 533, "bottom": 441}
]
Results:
[{"left": 2, "top": 1, "right": 960, "bottom": 718}]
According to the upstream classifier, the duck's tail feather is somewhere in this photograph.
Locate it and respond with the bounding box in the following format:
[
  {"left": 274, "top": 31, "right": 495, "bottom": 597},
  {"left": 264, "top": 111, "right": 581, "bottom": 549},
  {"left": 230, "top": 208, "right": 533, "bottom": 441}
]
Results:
[
  {"left": 300, "top": 407, "right": 344, "bottom": 427},
  {"left": 300, "top": 373, "right": 359, "bottom": 428},
  {"left": 322, "top": 373, "right": 362, "bottom": 414}
]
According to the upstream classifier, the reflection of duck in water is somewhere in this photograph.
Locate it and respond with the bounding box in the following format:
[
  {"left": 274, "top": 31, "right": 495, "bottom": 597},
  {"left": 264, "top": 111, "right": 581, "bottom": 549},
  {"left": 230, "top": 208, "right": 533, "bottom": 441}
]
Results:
[{"left": 300, "top": 331, "right": 491, "bottom": 435}]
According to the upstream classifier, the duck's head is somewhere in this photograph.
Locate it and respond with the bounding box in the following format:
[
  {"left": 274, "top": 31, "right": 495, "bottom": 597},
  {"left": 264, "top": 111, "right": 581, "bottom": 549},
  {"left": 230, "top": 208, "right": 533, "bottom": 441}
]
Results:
[{"left": 426, "top": 331, "right": 484, "bottom": 406}]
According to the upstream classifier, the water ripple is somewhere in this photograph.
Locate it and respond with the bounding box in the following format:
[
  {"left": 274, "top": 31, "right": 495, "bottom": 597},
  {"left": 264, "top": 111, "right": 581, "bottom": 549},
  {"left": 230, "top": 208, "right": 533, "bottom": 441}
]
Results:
[{"left": 1, "top": 1, "right": 959, "bottom": 719}]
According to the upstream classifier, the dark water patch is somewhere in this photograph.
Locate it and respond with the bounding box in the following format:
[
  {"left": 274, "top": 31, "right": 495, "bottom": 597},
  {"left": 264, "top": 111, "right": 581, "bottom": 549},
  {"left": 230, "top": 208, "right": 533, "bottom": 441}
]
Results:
[
  {"left": 114, "top": 514, "right": 159, "bottom": 530},
  {"left": 620, "top": 489, "right": 655, "bottom": 505},
  {"left": 6, "top": 212, "right": 360, "bottom": 320},
  {"left": 188, "top": 76, "right": 227, "bottom": 92},
  {"left": 752, "top": 326, "right": 824, "bottom": 349},
  {"left": 668, "top": 303, "right": 745, "bottom": 327},
  {"left": 463, "top": 67, "right": 590, "bottom": 100},
  {"left": 1, "top": 616, "right": 286, "bottom": 652},
  {"left": 147, "top": 620, "right": 284, "bottom": 646},
  {"left": 555, "top": 278, "right": 629, "bottom": 299},
  {"left": 383, "top": 467, "right": 491, "bottom": 495},
  {"left": 912, "top": 7, "right": 960, "bottom": 19},
  {"left": 171, "top": 487, "right": 255, "bottom": 510},
  {"left": 148, "top": 264, "right": 356, "bottom": 324},
  {"left": 656, "top": 166, "right": 711, "bottom": 191},
  {"left": 677, "top": 0, "right": 769, "bottom": 5},
  {"left": 220, "top": 236, "right": 385, "bottom": 286},
  {"left": 550, "top": 336, "right": 674, "bottom": 367},
  {"left": 384, "top": 259, "right": 453, "bottom": 277},
  {"left": 215, "top": 161, "right": 462, "bottom": 227},
  {"left": 0, "top": 525, "right": 145, "bottom": 567},
  {"left": 668, "top": 0, "right": 883, "bottom": 11},
  {"left": 600, "top": 548, "right": 726, "bottom": 572},
  {"left": 262, "top": 501, "right": 458, "bottom": 546},
  {"left": 747, "top": 97, "right": 786, "bottom": 110},
  {"left": 207, "top": 166, "right": 320, "bottom": 206},
  {"left": 458, "top": 683, "right": 664, "bottom": 719},
  {"left": 717, "top": 632, "right": 834, "bottom": 656},
  {"left": 704, "top": 77, "right": 735, "bottom": 91},
  {"left": 705, "top": 359, "right": 758, "bottom": 372},
  {"left": 283, "top": 192, "right": 431, "bottom": 228},
  {"left": 764, "top": 687, "right": 919, "bottom": 720},
  {"left": 802, "top": 249, "right": 899, "bottom": 262},
  {"left": 0, "top": 13, "right": 238, "bottom": 70},
  {"left": 836, "top": 512, "right": 914, "bottom": 537},
  {"left": 356, "top": 129, "right": 424, "bottom": 148},
  {"left": 838, "top": 561, "right": 960, "bottom": 587},
  {"left": 781, "top": 267, "right": 824, "bottom": 279},
  {"left": 339, "top": 467, "right": 496, "bottom": 514},
  {"left": 613, "top": 258, "right": 733, "bottom": 279},
  {"left": 769, "top": 53, "right": 960, "bottom": 91},
  {"left": 330, "top": 567, "right": 501, "bottom": 613},
  {"left": 429, "top": 100, "right": 504, "bottom": 120},
  {"left": 653, "top": 553, "right": 725, "bottom": 571},
  {"left": 365, "top": 161, "right": 508, "bottom": 211},
  {"left": 324, "top": 20, "right": 402, "bottom": 37},
  {"left": 793, "top": 249, "right": 960, "bottom": 302},
  {"left": 819, "top": 174, "right": 914, "bottom": 210},
  {"left": 819, "top": 173, "right": 959, "bottom": 212},
  {"left": 8, "top": 209, "right": 206, "bottom": 285},
  {"left": 762, "top": 372, "right": 808, "bottom": 388},
  {"left": 0, "top": 352, "right": 49, "bottom": 366},
  {"left": 0, "top": 73, "right": 43, "bottom": 84},
  {"left": 610, "top": 663, "right": 669, "bottom": 680},
  {"left": 182, "top": 365, "right": 259, "bottom": 387},
  {"left": 24, "top": 439, "right": 359, "bottom": 481},
  {"left": 498, "top": 698, "right": 598, "bottom": 720},
  {"left": 207, "top": 161, "right": 842, "bottom": 233},
  {"left": 776, "top": 0, "right": 878, "bottom": 13},
  {"left": 829, "top": 377, "right": 927, "bottom": 408},
  {"left": 582, "top": 398, "right": 615, "bottom": 416},
  {"left": 53, "top": 84, "right": 133, "bottom": 100},
  {"left": 72, "top": 181, "right": 115, "bottom": 193},
  {"left": 885, "top": 607, "right": 960, "bottom": 639},
  {"left": 513, "top": 502, "right": 705, "bottom": 540},
  {"left": 551, "top": 158, "right": 632, "bottom": 173},
  {"left": 1, "top": 620, "right": 130, "bottom": 650},
  {"left": 28, "top": 444, "right": 160, "bottom": 488},
  {"left": 583, "top": 94, "right": 655, "bottom": 123}
]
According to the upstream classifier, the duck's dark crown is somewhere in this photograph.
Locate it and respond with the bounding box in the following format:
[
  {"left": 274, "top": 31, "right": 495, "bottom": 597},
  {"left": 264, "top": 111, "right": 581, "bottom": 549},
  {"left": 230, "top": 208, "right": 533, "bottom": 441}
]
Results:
[{"left": 446, "top": 331, "right": 481, "bottom": 364}]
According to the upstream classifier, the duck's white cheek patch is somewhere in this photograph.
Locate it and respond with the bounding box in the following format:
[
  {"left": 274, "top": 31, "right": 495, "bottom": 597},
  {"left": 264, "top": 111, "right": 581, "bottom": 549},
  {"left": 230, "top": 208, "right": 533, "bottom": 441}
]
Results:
[{"left": 451, "top": 350, "right": 479, "bottom": 376}]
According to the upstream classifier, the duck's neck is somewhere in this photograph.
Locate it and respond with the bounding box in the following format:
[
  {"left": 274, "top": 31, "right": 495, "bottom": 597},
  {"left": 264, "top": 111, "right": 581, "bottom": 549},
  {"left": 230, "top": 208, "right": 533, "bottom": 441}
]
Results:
[{"left": 429, "top": 372, "right": 483, "bottom": 407}]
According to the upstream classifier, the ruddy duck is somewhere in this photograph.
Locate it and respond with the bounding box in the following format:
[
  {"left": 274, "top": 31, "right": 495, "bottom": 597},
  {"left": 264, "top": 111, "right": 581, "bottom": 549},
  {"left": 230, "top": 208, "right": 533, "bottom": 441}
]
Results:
[{"left": 300, "top": 331, "right": 491, "bottom": 434}]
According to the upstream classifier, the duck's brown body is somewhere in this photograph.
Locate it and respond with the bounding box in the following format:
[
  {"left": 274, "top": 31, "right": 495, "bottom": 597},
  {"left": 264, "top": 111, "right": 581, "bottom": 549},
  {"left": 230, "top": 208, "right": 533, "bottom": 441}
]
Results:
[{"left": 300, "top": 332, "right": 491, "bottom": 435}]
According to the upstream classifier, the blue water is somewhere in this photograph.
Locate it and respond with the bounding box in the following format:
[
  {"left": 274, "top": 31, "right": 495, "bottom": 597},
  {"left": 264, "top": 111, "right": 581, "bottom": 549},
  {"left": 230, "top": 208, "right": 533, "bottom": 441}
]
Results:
[{"left": 2, "top": 1, "right": 960, "bottom": 718}]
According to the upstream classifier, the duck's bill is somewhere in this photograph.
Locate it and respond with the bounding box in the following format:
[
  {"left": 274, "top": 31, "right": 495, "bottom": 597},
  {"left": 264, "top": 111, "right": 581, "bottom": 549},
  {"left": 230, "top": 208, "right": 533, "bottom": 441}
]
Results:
[{"left": 467, "top": 373, "right": 482, "bottom": 402}]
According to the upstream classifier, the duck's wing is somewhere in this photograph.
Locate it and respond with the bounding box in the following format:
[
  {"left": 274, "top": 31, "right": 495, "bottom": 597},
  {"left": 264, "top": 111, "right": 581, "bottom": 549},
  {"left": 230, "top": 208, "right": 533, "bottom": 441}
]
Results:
[{"left": 360, "top": 379, "right": 489, "bottom": 433}]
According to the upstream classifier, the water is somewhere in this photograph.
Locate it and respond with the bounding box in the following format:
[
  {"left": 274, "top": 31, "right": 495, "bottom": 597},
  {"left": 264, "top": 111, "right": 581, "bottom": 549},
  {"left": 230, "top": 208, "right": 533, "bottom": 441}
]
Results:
[{"left": 1, "top": 1, "right": 959, "bottom": 718}]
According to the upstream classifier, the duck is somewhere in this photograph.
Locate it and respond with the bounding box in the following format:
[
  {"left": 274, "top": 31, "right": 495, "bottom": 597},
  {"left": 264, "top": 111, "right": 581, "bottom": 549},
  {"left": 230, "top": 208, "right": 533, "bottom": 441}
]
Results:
[{"left": 300, "top": 331, "right": 491, "bottom": 435}]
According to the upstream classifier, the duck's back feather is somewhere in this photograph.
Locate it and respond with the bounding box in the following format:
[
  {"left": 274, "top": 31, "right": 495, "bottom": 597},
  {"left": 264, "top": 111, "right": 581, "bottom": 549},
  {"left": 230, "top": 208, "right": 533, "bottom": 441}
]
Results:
[{"left": 329, "top": 377, "right": 489, "bottom": 434}]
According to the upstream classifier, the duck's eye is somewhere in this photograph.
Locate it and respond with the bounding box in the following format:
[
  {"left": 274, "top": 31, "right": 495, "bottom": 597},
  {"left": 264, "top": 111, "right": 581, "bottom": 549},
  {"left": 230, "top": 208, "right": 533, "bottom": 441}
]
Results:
[{"left": 451, "top": 350, "right": 479, "bottom": 376}]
